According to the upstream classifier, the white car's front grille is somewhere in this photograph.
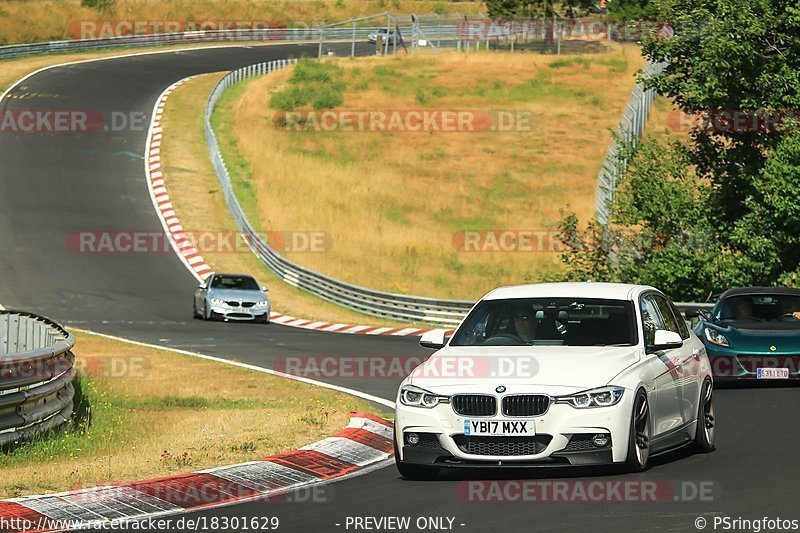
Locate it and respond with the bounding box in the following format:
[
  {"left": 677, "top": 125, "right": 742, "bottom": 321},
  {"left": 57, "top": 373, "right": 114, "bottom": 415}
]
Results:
[
  {"left": 453, "top": 435, "right": 552, "bottom": 456},
  {"left": 502, "top": 394, "right": 551, "bottom": 417},
  {"left": 451, "top": 394, "right": 497, "bottom": 417}
]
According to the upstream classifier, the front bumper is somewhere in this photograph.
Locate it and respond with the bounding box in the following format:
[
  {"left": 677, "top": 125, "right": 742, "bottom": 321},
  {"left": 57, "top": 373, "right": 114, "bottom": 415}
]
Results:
[
  {"left": 706, "top": 350, "right": 800, "bottom": 380},
  {"left": 395, "top": 394, "right": 633, "bottom": 467},
  {"left": 209, "top": 304, "right": 270, "bottom": 321}
]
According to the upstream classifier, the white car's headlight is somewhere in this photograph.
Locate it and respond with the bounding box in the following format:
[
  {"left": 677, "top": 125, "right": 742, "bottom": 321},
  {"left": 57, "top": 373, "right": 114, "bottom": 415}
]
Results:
[
  {"left": 255, "top": 301, "right": 270, "bottom": 308},
  {"left": 704, "top": 327, "right": 729, "bottom": 347},
  {"left": 399, "top": 385, "right": 449, "bottom": 408},
  {"left": 557, "top": 386, "right": 624, "bottom": 409},
  {"left": 210, "top": 298, "right": 225, "bottom": 306}
]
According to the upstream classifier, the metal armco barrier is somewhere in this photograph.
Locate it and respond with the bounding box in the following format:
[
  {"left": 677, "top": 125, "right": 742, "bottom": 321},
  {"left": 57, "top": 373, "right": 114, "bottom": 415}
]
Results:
[
  {"left": 0, "top": 311, "right": 76, "bottom": 447},
  {"left": 0, "top": 14, "right": 649, "bottom": 62},
  {"left": 594, "top": 60, "right": 666, "bottom": 225},
  {"left": 204, "top": 60, "right": 475, "bottom": 326}
]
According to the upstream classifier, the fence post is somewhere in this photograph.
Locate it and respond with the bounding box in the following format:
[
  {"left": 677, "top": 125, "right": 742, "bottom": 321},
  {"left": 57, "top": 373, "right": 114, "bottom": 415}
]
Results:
[{"left": 351, "top": 20, "right": 356, "bottom": 57}]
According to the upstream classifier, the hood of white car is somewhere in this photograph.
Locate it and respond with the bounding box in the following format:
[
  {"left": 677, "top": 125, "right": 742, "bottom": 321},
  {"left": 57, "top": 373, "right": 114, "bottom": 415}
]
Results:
[{"left": 407, "top": 345, "right": 641, "bottom": 393}]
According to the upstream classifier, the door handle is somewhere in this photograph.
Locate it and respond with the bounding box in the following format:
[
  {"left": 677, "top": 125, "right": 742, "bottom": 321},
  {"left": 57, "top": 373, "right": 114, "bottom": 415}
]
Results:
[{"left": 692, "top": 348, "right": 701, "bottom": 361}]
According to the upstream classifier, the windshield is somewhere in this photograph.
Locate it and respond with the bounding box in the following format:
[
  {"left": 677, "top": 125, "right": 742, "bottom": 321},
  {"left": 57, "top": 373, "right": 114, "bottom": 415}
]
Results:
[
  {"left": 209, "top": 275, "right": 260, "bottom": 291},
  {"left": 451, "top": 298, "right": 638, "bottom": 347},
  {"left": 717, "top": 294, "right": 800, "bottom": 325}
]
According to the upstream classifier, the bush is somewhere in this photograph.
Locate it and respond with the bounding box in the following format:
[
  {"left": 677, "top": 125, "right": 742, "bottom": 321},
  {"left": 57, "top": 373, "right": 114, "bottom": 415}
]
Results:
[
  {"left": 269, "top": 59, "right": 345, "bottom": 111},
  {"left": 81, "top": 0, "right": 115, "bottom": 10}
]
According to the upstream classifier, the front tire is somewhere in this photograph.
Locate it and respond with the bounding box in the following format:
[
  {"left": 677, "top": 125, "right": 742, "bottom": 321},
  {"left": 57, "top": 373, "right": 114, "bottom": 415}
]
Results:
[
  {"left": 625, "top": 389, "right": 651, "bottom": 472},
  {"left": 693, "top": 379, "right": 716, "bottom": 453}
]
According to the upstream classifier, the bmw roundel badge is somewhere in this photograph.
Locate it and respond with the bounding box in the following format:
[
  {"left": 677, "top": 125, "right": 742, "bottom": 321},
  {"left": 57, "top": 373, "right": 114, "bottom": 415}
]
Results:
[{"left": 496, "top": 385, "right": 506, "bottom": 393}]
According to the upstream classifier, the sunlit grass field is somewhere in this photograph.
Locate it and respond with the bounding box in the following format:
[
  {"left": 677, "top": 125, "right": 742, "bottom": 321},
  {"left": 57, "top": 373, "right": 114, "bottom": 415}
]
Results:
[{"left": 213, "top": 46, "right": 645, "bottom": 300}]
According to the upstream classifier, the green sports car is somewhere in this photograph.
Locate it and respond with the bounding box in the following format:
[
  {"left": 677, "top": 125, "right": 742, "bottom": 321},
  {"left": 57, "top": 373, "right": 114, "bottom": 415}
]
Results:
[{"left": 688, "top": 287, "right": 800, "bottom": 380}]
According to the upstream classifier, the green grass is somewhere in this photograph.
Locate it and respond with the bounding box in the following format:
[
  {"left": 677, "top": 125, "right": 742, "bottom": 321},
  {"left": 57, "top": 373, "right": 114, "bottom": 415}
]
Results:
[
  {"left": 0, "top": 376, "right": 123, "bottom": 474},
  {"left": 211, "top": 83, "right": 265, "bottom": 231}
]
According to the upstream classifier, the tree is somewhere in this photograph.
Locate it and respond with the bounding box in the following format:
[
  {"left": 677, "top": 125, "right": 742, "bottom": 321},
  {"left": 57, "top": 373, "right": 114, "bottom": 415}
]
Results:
[
  {"left": 486, "top": 0, "right": 595, "bottom": 18},
  {"left": 556, "top": 0, "right": 800, "bottom": 300}
]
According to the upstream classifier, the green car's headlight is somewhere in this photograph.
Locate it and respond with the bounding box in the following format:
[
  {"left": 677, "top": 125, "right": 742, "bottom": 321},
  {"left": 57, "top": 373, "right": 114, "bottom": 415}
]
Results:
[{"left": 704, "top": 328, "right": 730, "bottom": 347}]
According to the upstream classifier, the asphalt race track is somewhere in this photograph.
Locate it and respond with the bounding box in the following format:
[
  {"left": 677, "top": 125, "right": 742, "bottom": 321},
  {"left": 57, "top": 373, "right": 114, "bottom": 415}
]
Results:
[{"left": 1, "top": 43, "right": 798, "bottom": 532}]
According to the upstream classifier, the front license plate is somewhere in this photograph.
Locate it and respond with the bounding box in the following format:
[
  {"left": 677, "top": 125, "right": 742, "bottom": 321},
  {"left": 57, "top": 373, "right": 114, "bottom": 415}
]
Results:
[
  {"left": 757, "top": 367, "right": 789, "bottom": 379},
  {"left": 463, "top": 419, "right": 535, "bottom": 436}
]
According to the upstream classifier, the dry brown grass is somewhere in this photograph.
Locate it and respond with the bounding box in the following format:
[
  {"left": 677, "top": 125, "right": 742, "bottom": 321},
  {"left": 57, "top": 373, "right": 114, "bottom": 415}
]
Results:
[
  {"left": 0, "top": 0, "right": 483, "bottom": 45},
  {"left": 217, "top": 46, "right": 645, "bottom": 299},
  {"left": 644, "top": 95, "right": 687, "bottom": 142},
  {"left": 0, "top": 330, "right": 379, "bottom": 498},
  {"left": 159, "top": 73, "right": 403, "bottom": 326}
]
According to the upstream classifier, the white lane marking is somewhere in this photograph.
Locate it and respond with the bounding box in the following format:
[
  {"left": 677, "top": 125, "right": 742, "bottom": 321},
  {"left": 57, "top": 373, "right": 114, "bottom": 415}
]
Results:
[{"left": 68, "top": 327, "right": 395, "bottom": 409}]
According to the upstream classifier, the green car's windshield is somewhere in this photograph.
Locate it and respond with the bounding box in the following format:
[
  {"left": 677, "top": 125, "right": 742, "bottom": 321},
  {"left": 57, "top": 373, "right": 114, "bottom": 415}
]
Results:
[
  {"left": 717, "top": 294, "right": 800, "bottom": 325},
  {"left": 451, "top": 298, "right": 638, "bottom": 347}
]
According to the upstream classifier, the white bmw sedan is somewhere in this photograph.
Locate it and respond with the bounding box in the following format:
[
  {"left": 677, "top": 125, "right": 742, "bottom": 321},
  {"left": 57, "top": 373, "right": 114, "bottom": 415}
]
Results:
[{"left": 394, "top": 282, "right": 715, "bottom": 479}]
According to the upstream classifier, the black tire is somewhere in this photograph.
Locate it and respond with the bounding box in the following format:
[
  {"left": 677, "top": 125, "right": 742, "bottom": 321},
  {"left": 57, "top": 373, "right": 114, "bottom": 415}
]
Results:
[
  {"left": 192, "top": 300, "right": 201, "bottom": 319},
  {"left": 693, "top": 379, "right": 716, "bottom": 453},
  {"left": 393, "top": 429, "right": 439, "bottom": 481},
  {"left": 625, "top": 389, "right": 651, "bottom": 472}
]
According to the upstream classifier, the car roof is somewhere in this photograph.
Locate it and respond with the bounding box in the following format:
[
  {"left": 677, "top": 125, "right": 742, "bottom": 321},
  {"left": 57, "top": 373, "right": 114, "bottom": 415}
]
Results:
[
  {"left": 718, "top": 286, "right": 800, "bottom": 299},
  {"left": 482, "top": 282, "right": 653, "bottom": 301}
]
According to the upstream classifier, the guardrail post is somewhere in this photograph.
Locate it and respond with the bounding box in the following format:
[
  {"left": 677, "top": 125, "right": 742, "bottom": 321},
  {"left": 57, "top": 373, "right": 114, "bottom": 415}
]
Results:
[{"left": 351, "top": 20, "right": 357, "bottom": 57}]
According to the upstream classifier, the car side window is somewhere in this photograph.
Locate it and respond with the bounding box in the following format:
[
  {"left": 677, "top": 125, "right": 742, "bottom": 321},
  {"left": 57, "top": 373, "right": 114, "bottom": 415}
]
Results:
[
  {"left": 668, "top": 300, "right": 691, "bottom": 339},
  {"left": 640, "top": 295, "right": 665, "bottom": 347},
  {"left": 653, "top": 295, "right": 682, "bottom": 336}
]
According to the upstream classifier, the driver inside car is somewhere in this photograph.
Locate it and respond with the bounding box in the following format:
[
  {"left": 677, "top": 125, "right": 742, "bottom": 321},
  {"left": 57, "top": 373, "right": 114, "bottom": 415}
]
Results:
[
  {"left": 778, "top": 299, "right": 800, "bottom": 321},
  {"left": 512, "top": 304, "right": 538, "bottom": 342}
]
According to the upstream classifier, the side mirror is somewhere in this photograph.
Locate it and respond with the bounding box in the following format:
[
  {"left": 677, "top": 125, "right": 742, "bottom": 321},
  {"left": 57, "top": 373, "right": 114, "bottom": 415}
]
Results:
[
  {"left": 198, "top": 284, "right": 207, "bottom": 290},
  {"left": 649, "top": 329, "right": 684, "bottom": 352},
  {"left": 684, "top": 308, "right": 700, "bottom": 319},
  {"left": 261, "top": 286, "right": 269, "bottom": 292},
  {"left": 419, "top": 329, "right": 447, "bottom": 350}
]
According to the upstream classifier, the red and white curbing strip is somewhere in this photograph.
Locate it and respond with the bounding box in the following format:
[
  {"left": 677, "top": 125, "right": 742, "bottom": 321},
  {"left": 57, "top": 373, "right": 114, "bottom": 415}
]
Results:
[
  {"left": 267, "top": 312, "right": 449, "bottom": 337},
  {"left": 145, "top": 77, "right": 449, "bottom": 338},
  {"left": 0, "top": 413, "right": 393, "bottom": 532},
  {"left": 145, "top": 77, "right": 214, "bottom": 282}
]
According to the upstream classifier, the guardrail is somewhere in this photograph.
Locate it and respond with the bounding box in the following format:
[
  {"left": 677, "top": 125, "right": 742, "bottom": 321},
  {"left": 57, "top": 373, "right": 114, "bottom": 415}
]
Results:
[
  {"left": 0, "top": 311, "right": 76, "bottom": 447},
  {"left": 204, "top": 60, "right": 475, "bottom": 326},
  {"left": 0, "top": 24, "right": 440, "bottom": 61},
  {"left": 0, "top": 15, "right": 646, "bottom": 62},
  {"left": 594, "top": 60, "right": 665, "bottom": 225}
]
